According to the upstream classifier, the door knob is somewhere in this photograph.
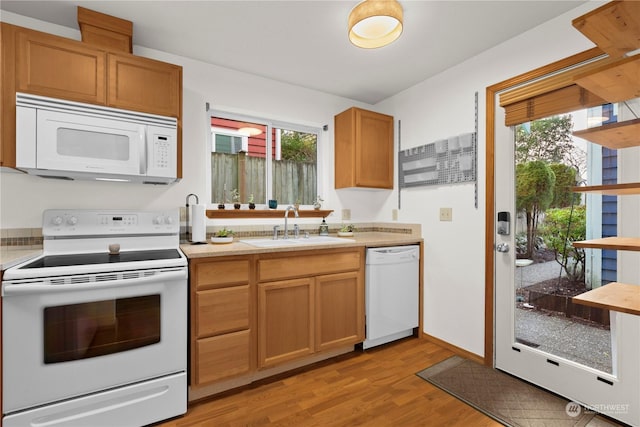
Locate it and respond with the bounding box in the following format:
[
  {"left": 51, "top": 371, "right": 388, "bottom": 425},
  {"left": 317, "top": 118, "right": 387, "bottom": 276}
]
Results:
[{"left": 496, "top": 243, "right": 510, "bottom": 253}]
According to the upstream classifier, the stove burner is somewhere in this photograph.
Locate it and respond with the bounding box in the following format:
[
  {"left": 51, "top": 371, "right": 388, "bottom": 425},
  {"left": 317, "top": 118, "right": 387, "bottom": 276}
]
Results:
[{"left": 20, "top": 249, "right": 182, "bottom": 269}]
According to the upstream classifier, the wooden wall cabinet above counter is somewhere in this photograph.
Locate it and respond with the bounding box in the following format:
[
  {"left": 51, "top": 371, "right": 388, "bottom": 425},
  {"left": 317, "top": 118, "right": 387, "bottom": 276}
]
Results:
[
  {"left": 0, "top": 20, "right": 182, "bottom": 171},
  {"left": 334, "top": 107, "right": 394, "bottom": 189}
]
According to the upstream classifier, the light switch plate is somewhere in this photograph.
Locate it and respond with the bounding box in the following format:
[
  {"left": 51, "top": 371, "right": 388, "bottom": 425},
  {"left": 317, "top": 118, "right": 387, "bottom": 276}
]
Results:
[
  {"left": 342, "top": 209, "right": 351, "bottom": 220},
  {"left": 440, "top": 207, "right": 452, "bottom": 221},
  {"left": 392, "top": 209, "right": 398, "bottom": 221}
]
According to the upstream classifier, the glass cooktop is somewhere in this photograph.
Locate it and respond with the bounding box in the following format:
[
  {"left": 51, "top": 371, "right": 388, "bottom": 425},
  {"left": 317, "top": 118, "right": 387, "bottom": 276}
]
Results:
[{"left": 20, "top": 249, "right": 182, "bottom": 269}]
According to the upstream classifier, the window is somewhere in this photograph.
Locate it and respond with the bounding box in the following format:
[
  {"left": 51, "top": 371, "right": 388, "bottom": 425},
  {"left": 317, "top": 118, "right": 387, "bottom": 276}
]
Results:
[{"left": 208, "top": 111, "right": 320, "bottom": 206}]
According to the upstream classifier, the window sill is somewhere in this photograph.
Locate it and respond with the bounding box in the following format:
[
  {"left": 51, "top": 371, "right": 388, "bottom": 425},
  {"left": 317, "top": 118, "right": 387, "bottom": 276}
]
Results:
[{"left": 206, "top": 209, "right": 333, "bottom": 219}]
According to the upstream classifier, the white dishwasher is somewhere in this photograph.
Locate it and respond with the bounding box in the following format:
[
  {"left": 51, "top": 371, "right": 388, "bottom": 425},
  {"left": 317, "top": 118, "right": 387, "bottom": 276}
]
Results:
[{"left": 364, "top": 245, "right": 420, "bottom": 349}]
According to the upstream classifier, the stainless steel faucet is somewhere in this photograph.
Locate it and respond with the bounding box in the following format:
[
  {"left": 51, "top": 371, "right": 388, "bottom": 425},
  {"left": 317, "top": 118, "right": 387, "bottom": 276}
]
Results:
[{"left": 283, "top": 205, "right": 299, "bottom": 239}]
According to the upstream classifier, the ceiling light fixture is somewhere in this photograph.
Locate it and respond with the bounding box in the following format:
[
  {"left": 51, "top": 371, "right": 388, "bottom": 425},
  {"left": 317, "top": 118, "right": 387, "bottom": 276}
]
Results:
[{"left": 348, "top": 0, "right": 403, "bottom": 49}]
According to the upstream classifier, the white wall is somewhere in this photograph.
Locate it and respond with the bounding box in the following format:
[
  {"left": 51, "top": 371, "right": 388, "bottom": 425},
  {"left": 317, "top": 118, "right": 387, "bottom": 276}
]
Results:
[
  {"left": 377, "top": 2, "right": 599, "bottom": 356},
  {"left": 0, "top": 11, "right": 385, "bottom": 229},
  {"left": 0, "top": 3, "right": 603, "bottom": 357}
]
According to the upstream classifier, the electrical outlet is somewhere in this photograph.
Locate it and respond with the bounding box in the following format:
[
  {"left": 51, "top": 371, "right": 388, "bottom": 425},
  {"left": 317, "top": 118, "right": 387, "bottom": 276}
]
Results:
[
  {"left": 439, "top": 207, "right": 452, "bottom": 222},
  {"left": 342, "top": 209, "right": 351, "bottom": 220},
  {"left": 180, "top": 206, "right": 187, "bottom": 221},
  {"left": 392, "top": 209, "right": 398, "bottom": 221}
]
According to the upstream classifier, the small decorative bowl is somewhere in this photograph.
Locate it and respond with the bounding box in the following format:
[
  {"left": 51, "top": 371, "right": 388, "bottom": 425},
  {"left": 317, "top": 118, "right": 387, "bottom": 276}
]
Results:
[
  {"left": 337, "top": 231, "right": 354, "bottom": 237},
  {"left": 211, "top": 236, "right": 233, "bottom": 244}
]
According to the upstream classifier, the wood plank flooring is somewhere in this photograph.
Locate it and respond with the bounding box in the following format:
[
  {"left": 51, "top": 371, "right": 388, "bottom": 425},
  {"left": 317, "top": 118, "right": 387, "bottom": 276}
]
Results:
[{"left": 157, "top": 337, "right": 500, "bottom": 426}]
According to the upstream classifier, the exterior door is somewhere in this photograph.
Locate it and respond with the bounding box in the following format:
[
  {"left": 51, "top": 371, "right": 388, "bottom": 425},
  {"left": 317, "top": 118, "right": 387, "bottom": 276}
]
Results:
[{"left": 493, "top": 95, "right": 639, "bottom": 426}]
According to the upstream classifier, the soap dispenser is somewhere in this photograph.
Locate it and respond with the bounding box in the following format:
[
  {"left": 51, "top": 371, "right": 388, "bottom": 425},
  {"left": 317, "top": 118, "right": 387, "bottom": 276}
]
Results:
[{"left": 319, "top": 217, "right": 329, "bottom": 236}]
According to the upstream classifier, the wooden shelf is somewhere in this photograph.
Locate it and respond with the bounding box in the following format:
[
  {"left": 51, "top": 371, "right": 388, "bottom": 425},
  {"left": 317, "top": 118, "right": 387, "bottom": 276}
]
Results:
[
  {"left": 206, "top": 209, "right": 333, "bottom": 219},
  {"left": 573, "top": 183, "right": 640, "bottom": 195},
  {"left": 572, "top": 0, "right": 640, "bottom": 59},
  {"left": 572, "top": 282, "right": 640, "bottom": 316},
  {"left": 573, "top": 236, "right": 640, "bottom": 251},
  {"left": 572, "top": 118, "right": 640, "bottom": 149},
  {"left": 573, "top": 55, "right": 640, "bottom": 104}
]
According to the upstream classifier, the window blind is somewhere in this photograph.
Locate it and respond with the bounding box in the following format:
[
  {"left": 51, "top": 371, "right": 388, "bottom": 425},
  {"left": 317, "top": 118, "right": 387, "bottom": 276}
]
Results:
[{"left": 499, "top": 50, "right": 614, "bottom": 126}]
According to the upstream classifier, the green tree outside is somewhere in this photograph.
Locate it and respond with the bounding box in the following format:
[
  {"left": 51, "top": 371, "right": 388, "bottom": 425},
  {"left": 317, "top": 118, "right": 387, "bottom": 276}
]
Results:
[{"left": 516, "top": 160, "right": 556, "bottom": 258}]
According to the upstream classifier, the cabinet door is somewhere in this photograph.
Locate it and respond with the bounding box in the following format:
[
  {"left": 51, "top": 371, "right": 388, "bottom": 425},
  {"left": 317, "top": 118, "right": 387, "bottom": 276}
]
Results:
[
  {"left": 195, "top": 330, "right": 251, "bottom": 385},
  {"left": 315, "top": 271, "right": 364, "bottom": 352},
  {"left": 108, "top": 53, "right": 181, "bottom": 117},
  {"left": 258, "top": 278, "right": 314, "bottom": 368},
  {"left": 355, "top": 108, "right": 394, "bottom": 188},
  {"left": 334, "top": 107, "right": 394, "bottom": 189},
  {"left": 16, "top": 28, "right": 106, "bottom": 104}
]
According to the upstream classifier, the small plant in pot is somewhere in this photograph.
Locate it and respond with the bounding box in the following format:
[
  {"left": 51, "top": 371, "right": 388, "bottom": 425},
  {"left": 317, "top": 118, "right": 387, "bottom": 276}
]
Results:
[
  {"left": 248, "top": 194, "right": 256, "bottom": 210},
  {"left": 338, "top": 224, "right": 356, "bottom": 237},
  {"left": 231, "top": 189, "right": 241, "bottom": 209},
  {"left": 211, "top": 227, "right": 234, "bottom": 244}
]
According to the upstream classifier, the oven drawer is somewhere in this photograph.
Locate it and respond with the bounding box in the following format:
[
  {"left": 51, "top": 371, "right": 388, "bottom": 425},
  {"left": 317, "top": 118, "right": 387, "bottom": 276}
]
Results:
[
  {"left": 196, "top": 285, "right": 250, "bottom": 338},
  {"left": 195, "top": 330, "right": 251, "bottom": 385}
]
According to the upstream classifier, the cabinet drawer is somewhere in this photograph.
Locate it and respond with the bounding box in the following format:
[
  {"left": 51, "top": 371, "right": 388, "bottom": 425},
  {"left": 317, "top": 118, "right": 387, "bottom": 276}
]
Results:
[
  {"left": 192, "top": 258, "right": 250, "bottom": 289},
  {"left": 195, "top": 330, "right": 250, "bottom": 385},
  {"left": 196, "top": 285, "right": 249, "bottom": 338},
  {"left": 258, "top": 250, "right": 361, "bottom": 282}
]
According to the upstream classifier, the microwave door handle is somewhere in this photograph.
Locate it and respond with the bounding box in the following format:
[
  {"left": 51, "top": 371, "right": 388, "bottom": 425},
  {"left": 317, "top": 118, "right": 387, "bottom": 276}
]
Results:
[{"left": 139, "top": 125, "right": 147, "bottom": 175}]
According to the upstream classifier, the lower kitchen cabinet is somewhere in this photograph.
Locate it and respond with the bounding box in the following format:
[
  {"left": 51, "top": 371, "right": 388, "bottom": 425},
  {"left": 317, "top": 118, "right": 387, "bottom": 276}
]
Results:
[
  {"left": 189, "top": 256, "right": 254, "bottom": 388},
  {"left": 315, "top": 271, "right": 363, "bottom": 352},
  {"left": 188, "top": 247, "right": 365, "bottom": 395},
  {"left": 257, "top": 248, "right": 365, "bottom": 369},
  {"left": 258, "top": 278, "right": 315, "bottom": 368}
]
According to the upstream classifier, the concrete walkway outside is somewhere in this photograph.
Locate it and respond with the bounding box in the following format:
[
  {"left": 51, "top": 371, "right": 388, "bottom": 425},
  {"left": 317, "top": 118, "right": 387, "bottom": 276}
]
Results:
[{"left": 514, "top": 260, "right": 612, "bottom": 374}]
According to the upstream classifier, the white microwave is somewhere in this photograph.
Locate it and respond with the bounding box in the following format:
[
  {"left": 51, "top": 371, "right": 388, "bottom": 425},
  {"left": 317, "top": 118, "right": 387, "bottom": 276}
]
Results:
[{"left": 16, "top": 93, "right": 179, "bottom": 184}]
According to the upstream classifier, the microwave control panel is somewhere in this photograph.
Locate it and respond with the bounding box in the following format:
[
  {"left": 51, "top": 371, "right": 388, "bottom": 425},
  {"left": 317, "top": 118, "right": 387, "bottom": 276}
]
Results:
[{"left": 147, "top": 128, "right": 177, "bottom": 177}]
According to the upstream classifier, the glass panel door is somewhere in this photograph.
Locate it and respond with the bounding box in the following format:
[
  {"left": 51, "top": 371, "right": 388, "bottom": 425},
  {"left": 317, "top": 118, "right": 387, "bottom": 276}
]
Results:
[{"left": 44, "top": 294, "right": 160, "bottom": 363}]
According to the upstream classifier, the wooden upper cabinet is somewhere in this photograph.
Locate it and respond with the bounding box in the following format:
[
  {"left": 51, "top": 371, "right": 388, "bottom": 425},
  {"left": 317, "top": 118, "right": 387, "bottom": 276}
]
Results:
[
  {"left": 15, "top": 28, "right": 106, "bottom": 104},
  {"left": 108, "top": 53, "right": 182, "bottom": 117},
  {"left": 334, "top": 107, "right": 394, "bottom": 189}
]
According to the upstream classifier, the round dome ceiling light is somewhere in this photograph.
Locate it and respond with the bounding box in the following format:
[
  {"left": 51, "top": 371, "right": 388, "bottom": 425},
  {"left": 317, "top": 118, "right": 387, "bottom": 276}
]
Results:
[{"left": 348, "top": 0, "right": 403, "bottom": 49}]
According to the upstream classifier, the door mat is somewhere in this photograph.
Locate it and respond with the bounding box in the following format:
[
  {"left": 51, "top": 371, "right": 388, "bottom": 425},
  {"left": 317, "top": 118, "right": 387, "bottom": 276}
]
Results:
[{"left": 416, "top": 356, "right": 614, "bottom": 427}]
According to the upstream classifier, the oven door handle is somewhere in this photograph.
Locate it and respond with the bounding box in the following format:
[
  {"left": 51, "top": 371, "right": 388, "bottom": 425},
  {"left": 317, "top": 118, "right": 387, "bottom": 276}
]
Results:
[{"left": 2, "top": 269, "right": 187, "bottom": 296}]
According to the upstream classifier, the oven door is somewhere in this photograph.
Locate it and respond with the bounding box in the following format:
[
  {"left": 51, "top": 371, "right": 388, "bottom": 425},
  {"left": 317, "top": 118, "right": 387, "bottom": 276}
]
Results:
[{"left": 2, "top": 268, "right": 187, "bottom": 414}]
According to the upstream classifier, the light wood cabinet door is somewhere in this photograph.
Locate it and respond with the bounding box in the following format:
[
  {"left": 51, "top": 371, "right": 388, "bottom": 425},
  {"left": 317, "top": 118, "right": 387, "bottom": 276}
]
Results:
[
  {"left": 16, "top": 28, "right": 106, "bottom": 104},
  {"left": 315, "top": 271, "right": 364, "bottom": 352},
  {"left": 258, "top": 278, "right": 314, "bottom": 368},
  {"left": 195, "top": 330, "right": 251, "bottom": 385},
  {"left": 334, "top": 107, "right": 394, "bottom": 189},
  {"left": 108, "top": 53, "right": 181, "bottom": 117}
]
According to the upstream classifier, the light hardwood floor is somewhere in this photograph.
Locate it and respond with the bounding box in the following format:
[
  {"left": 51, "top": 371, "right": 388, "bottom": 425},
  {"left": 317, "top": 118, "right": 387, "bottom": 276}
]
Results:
[{"left": 157, "top": 337, "right": 500, "bottom": 426}]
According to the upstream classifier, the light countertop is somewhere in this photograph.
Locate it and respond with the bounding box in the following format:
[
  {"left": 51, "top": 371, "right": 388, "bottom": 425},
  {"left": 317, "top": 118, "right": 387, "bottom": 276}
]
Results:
[
  {"left": 180, "top": 232, "right": 423, "bottom": 259},
  {"left": 0, "top": 247, "right": 42, "bottom": 271}
]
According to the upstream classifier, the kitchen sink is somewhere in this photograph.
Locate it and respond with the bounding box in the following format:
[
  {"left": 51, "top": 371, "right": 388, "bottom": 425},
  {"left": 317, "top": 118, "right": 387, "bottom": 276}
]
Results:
[{"left": 240, "top": 236, "right": 354, "bottom": 248}]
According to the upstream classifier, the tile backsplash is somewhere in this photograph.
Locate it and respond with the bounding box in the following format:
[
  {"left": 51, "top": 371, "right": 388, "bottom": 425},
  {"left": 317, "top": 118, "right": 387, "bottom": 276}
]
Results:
[{"left": 1, "top": 223, "right": 420, "bottom": 248}]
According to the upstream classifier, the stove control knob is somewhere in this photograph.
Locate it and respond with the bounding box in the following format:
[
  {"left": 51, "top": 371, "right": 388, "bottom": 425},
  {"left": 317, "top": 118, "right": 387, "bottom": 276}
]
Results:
[
  {"left": 67, "top": 216, "right": 78, "bottom": 226},
  {"left": 154, "top": 216, "right": 163, "bottom": 225},
  {"left": 52, "top": 216, "right": 63, "bottom": 226},
  {"left": 165, "top": 216, "right": 174, "bottom": 225}
]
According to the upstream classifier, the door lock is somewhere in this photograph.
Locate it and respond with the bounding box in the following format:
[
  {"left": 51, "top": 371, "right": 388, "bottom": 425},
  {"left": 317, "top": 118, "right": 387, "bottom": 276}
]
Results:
[{"left": 496, "top": 243, "right": 510, "bottom": 253}]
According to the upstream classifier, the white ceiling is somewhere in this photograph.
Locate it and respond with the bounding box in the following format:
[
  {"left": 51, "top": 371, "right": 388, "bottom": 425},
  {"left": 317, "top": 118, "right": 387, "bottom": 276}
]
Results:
[{"left": 1, "top": 0, "right": 590, "bottom": 104}]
